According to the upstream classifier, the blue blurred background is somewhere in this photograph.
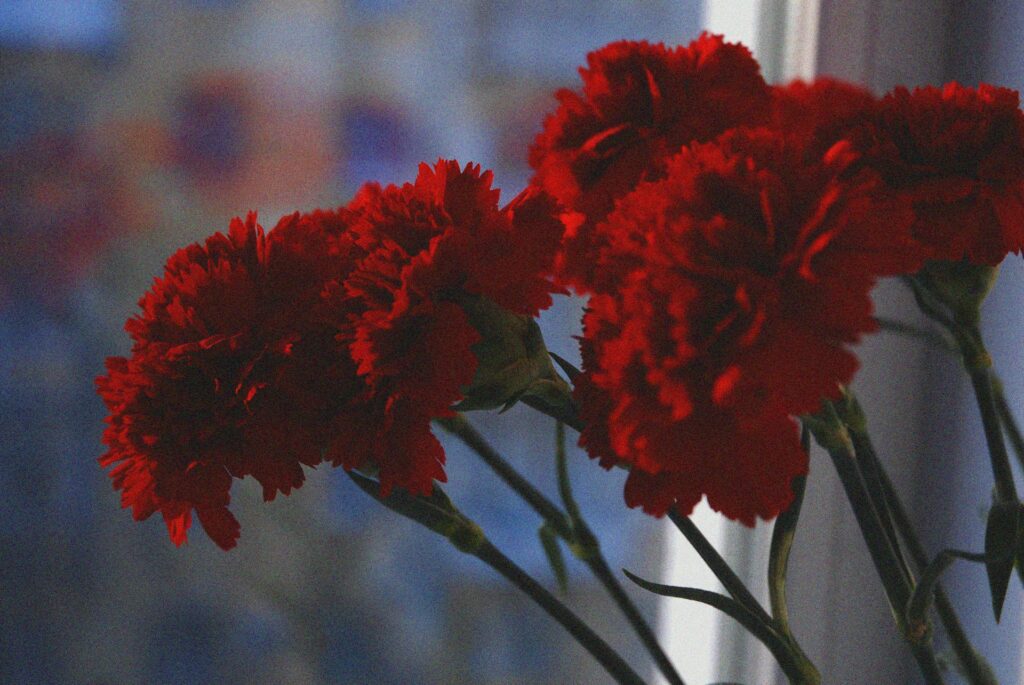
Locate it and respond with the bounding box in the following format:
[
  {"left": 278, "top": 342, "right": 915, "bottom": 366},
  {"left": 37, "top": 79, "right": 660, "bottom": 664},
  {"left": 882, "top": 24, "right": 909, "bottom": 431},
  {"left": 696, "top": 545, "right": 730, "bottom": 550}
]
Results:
[{"left": 0, "top": 2, "right": 702, "bottom": 683}]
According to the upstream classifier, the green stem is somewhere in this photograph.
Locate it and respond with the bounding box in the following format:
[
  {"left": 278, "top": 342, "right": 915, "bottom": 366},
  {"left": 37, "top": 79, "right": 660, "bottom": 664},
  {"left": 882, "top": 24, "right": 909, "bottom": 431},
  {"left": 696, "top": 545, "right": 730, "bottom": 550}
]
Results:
[
  {"left": 906, "top": 274, "right": 1018, "bottom": 506},
  {"left": 440, "top": 415, "right": 684, "bottom": 685},
  {"left": 554, "top": 420, "right": 686, "bottom": 685},
  {"left": 868, "top": 310, "right": 1007, "bottom": 682},
  {"left": 588, "top": 552, "right": 685, "bottom": 685},
  {"left": 809, "top": 404, "right": 946, "bottom": 684},
  {"left": 436, "top": 415, "right": 571, "bottom": 538},
  {"left": 555, "top": 420, "right": 585, "bottom": 527},
  {"left": 817, "top": 414, "right": 910, "bottom": 613},
  {"left": 475, "top": 540, "right": 648, "bottom": 685},
  {"left": 767, "top": 473, "right": 806, "bottom": 638},
  {"left": 906, "top": 549, "right": 991, "bottom": 628},
  {"left": 903, "top": 275, "right": 957, "bottom": 330},
  {"left": 764, "top": 429, "right": 819, "bottom": 684},
  {"left": 993, "top": 377, "right": 1024, "bottom": 477},
  {"left": 874, "top": 316, "right": 957, "bottom": 353},
  {"left": 666, "top": 509, "right": 774, "bottom": 628},
  {"left": 835, "top": 394, "right": 915, "bottom": 590},
  {"left": 767, "top": 428, "right": 810, "bottom": 639},
  {"left": 910, "top": 633, "right": 952, "bottom": 684},
  {"left": 656, "top": 436, "right": 820, "bottom": 683},
  {"left": 873, "top": 459, "right": 999, "bottom": 685},
  {"left": 347, "top": 471, "right": 646, "bottom": 685},
  {"left": 851, "top": 436, "right": 914, "bottom": 582},
  {"left": 961, "top": 337, "right": 1019, "bottom": 505}
]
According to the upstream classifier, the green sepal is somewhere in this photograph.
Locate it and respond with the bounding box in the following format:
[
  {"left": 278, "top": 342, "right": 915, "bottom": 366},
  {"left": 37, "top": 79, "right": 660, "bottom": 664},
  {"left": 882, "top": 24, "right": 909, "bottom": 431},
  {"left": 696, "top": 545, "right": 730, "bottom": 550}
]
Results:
[
  {"left": 447, "top": 519, "right": 486, "bottom": 554},
  {"left": 832, "top": 387, "right": 867, "bottom": 434},
  {"left": 917, "top": 260, "right": 999, "bottom": 323},
  {"left": 984, "top": 499, "right": 1021, "bottom": 622},
  {"left": 454, "top": 294, "right": 560, "bottom": 412},
  {"left": 801, "top": 402, "right": 851, "bottom": 453},
  {"left": 348, "top": 470, "right": 455, "bottom": 536},
  {"left": 346, "top": 470, "right": 486, "bottom": 555},
  {"left": 539, "top": 522, "right": 569, "bottom": 594}
]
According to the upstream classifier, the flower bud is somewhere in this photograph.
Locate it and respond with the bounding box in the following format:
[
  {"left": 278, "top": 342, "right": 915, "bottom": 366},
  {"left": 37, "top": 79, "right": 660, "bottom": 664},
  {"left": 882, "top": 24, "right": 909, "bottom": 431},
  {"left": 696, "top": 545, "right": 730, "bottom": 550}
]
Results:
[{"left": 454, "top": 294, "right": 562, "bottom": 412}]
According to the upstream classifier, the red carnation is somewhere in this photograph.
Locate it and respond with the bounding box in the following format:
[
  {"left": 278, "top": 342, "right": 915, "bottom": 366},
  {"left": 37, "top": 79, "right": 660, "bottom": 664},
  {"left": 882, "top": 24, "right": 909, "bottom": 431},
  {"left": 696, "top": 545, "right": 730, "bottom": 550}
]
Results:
[
  {"left": 529, "top": 33, "right": 771, "bottom": 290},
  {"left": 771, "top": 78, "right": 877, "bottom": 157},
  {"left": 98, "top": 162, "right": 564, "bottom": 548},
  {"left": 866, "top": 83, "right": 1024, "bottom": 264},
  {"left": 572, "top": 129, "right": 921, "bottom": 523},
  {"left": 327, "top": 159, "right": 566, "bottom": 494},
  {"left": 97, "top": 211, "right": 364, "bottom": 549}
]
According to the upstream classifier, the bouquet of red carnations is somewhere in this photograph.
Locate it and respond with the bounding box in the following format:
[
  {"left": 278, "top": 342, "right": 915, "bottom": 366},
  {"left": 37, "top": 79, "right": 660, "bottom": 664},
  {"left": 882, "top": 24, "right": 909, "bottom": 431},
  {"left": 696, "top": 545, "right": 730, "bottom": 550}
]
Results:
[{"left": 96, "top": 33, "right": 1024, "bottom": 685}]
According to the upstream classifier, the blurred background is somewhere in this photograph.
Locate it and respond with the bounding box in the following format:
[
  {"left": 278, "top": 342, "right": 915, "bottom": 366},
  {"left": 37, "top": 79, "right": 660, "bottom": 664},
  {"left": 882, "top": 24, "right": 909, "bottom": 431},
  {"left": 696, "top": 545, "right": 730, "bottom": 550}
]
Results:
[
  {"left": 0, "top": 1, "right": 701, "bottom": 684},
  {"left": 6, "top": 1, "right": 1024, "bottom": 684}
]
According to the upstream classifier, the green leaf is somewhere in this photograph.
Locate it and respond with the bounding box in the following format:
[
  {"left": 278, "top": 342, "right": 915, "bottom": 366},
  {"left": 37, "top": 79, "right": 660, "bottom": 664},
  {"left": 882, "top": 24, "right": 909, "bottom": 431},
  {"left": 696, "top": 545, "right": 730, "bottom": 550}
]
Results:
[
  {"left": 622, "top": 570, "right": 803, "bottom": 677},
  {"left": 622, "top": 569, "right": 756, "bottom": 624},
  {"left": 905, "top": 549, "right": 990, "bottom": 630},
  {"left": 984, "top": 500, "right": 1020, "bottom": 622},
  {"left": 539, "top": 522, "right": 568, "bottom": 594},
  {"left": 549, "top": 351, "right": 581, "bottom": 382}
]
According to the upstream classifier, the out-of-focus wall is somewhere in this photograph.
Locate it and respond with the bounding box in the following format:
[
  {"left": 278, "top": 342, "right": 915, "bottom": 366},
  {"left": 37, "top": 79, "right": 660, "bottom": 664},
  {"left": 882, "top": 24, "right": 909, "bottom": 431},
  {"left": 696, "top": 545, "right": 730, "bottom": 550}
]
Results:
[{"left": 0, "top": 2, "right": 701, "bottom": 683}]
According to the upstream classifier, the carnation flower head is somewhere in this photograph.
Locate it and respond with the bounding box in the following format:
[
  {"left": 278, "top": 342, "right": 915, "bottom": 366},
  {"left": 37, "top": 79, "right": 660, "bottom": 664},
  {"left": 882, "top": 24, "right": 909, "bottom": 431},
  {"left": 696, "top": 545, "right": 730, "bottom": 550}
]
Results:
[
  {"left": 328, "top": 159, "right": 566, "bottom": 494},
  {"left": 572, "top": 128, "right": 921, "bottom": 524},
  {"left": 865, "top": 82, "right": 1024, "bottom": 264},
  {"left": 529, "top": 33, "right": 771, "bottom": 290},
  {"left": 97, "top": 211, "right": 364, "bottom": 549},
  {"left": 98, "top": 161, "right": 564, "bottom": 548},
  {"left": 771, "top": 77, "right": 878, "bottom": 157}
]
